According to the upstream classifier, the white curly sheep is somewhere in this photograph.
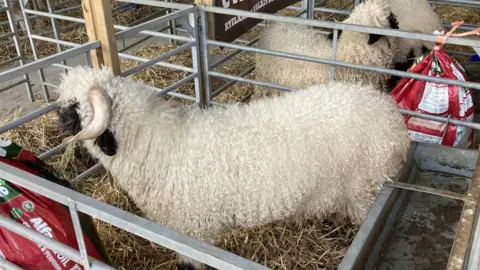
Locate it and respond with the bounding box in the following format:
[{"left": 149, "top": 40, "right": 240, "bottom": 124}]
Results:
[
  {"left": 57, "top": 66, "right": 411, "bottom": 269},
  {"left": 251, "top": 0, "right": 399, "bottom": 100},
  {"left": 330, "top": 0, "right": 444, "bottom": 89}
]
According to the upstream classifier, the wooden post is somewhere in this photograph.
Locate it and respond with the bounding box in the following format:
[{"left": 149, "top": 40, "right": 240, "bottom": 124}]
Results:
[{"left": 82, "top": 0, "right": 121, "bottom": 75}]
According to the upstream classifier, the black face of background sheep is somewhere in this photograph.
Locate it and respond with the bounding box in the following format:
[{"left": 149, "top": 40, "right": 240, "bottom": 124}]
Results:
[
  {"left": 387, "top": 45, "right": 430, "bottom": 90},
  {"left": 327, "top": 11, "right": 400, "bottom": 45},
  {"left": 58, "top": 102, "right": 118, "bottom": 156},
  {"left": 327, "top": 11, "right": 432, "bottom": 91}
]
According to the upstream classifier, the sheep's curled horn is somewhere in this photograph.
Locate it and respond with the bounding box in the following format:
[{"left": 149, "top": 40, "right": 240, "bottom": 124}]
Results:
[{"left": 62, "top": 87, "right": 112, "bottom": 144}]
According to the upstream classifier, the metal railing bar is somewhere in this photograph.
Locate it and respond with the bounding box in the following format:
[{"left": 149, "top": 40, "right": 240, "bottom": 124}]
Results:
[
  {"left": 431, "top": 0, "right": 480, "bottom": 7},
  {"left": 72, "top": 163, "right": 103, "bottom": 182},
  {"left": 314, "top": 7, "right": 352, "bottom": 14},
  {"left": 121, "top": 41, "right": 194, "bottom": 77},
  {"left": 116, "top": 7, "right": 195, "bottom": 40},
  {"left": 444, "top": 49, "right": 475, "bottom": 57},
  {"left": 52, "top": 63, "right": 74, "bottom": 70},
  {"left": 209, "top": 38, "right": 259, "bottom": 70},
  {"left": 0, "top": 258, "right": 23, "bottom": 270},
  {"left": 53, "top": 4, "right": 81, "bottom": 14},
  {"left": 387, "top": 181, "right": 466, "bottom": 201},
  {"left": 43, "top": 82, "right": 59, "bottom": 88},
  {"left": 398, "top": 109, "right": 480, "bottom": 130},
  {"left": 4, "top": 0, "right": 34, "bottom": 102},
  {"left": 23, "top": 8, "right": 85, "bottom": 23},
  {"left": 30, "top": 34, "right": 80, "bottom": 47},
  {"left": 212, "top": 66, "right": 255, "bottom": 98},
  {"left": 209, "top": 71, "right": 294, "bottom": 92},
  {"left": 0, "top": 79, "right": 27, "bottom": 93},
  {"left": 167, "top": 91, "right": 196, "bottom": 100},
  {"left": 67, "top": 199, "right": 91, "bottom": 270},
  {"left": 0, "top": 214, "right": 114, "bottom": 269},
  {"left": 0, "top": 22, "right": 83, "bottom": 48},
  {"left": 0, "top": 163, "right": 269, "bottom": 270},
  {"left": 207, "top": 39, "right": 480, "bottom": 90},
  {"left": 39, "top": 144, "right": 67, "bottom": 160},
  {"left": 119, "top": 52, "right": 194, "bottom": 73},
  {"left": 0, "top": 104, "right": 58, "bottom": 134},
  {"left": 154, "top": 72, "right": 196, "bottom": 96},
  {"left": 0, "top": 57, "right": 22, "bottom": 67},
  {"left": 21, "top": 8, "right": 192, "bottom": 42},
  {"left": 0, "top": 41, "right": 100, "bottom": 83},
  {"left": 466, "top": 198, "right": 480, "bottom": 269},
  {"left": 116, "top": 0, "right": 194, "bottom": 10},
  {"left": 329, "top": 28, "right": 338, "bottom": 81},
  {"left": 114, "top": 22, "right": 192, "bottom": 42},
  {"left": 46, "top": 0, "right": 69, "bottom": 75},
  {"left": 202, "top": 5, "right": 480, "bottom": 48},
  {"left": 19, "top": 0, "right": 50, "bottom": 102}
]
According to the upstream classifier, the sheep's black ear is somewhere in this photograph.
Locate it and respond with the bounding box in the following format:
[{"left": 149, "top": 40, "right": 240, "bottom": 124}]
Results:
[
  {"left": 388, "top": 12, "right": 399, "bottom": 30},
  {"left": 368, "top": 34, "right": 382, "bottom": 45},
  {"left": 58, "top": 102, "right": 82, "bottom": 136},
  {"left": 94, "top": 129, "right": 117, "bottom": 156}
]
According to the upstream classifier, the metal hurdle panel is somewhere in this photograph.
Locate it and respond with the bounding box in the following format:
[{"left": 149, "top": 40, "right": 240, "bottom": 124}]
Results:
[{"left": 1, "top": 0, "right": 480, "bottom": 269}]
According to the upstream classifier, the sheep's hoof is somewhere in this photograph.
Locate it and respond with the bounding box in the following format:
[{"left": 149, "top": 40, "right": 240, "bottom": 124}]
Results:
[{"left": 176, "top": 263, "right": 196, "bottom": 270}]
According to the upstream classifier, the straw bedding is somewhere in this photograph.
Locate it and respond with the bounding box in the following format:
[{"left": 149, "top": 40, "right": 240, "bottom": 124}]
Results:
[{"left": 0, "top": 0, "right": 479, "bottom": 269}]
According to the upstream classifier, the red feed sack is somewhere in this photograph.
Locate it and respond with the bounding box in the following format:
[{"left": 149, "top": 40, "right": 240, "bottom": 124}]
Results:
[
  {"left": 0, "top": 140, "right": 110, "bottom": 269},
  {"left": 390, "top": 47, "right": 475, "bottom": 148}
]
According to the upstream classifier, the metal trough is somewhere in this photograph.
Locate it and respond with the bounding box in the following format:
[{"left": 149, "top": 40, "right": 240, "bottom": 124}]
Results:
[{"left": 339, "top": 142, "right": 480, "bottom": 270}]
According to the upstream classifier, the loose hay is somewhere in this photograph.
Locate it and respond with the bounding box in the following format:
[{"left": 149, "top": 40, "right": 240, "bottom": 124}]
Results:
[{"left": 1, "top": 106, "right": 359, "bottom": 270}]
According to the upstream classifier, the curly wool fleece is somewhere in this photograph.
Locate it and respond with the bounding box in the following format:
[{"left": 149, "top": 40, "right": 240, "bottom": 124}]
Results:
[
  {"left": 56, "top": 66, "right": 411, "bottom": 269},
  {"left": 252, "top": 0, "right": 398, "bottom": 100}
]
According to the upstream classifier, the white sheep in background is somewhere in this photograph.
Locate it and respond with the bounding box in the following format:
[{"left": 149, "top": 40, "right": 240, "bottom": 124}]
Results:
[
  {"left": 251, "top": 0, "right": 399, "bottom": 100},
  {"left": 388, "top": 0, "right": 444, "bottom": 87},
  {"left": 330, "top": 0, "right": 444, "bottom": 89},
  {"left": 57, "top": 66, "right": 411, "bottom": 269}
]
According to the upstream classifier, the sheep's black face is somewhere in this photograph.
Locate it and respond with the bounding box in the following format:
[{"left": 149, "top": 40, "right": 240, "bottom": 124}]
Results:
[
  {"left": 388, "top": 45, "right": 430, "bottom": 90},
  {"left": 58, "top": 102, "right": 82, "bottom": 136},
  {"left": 57, "top": 100, "right": 118, "bottom": 157},
  {"left": 327, "top": 11, "right": 400, "bottom": 46}
]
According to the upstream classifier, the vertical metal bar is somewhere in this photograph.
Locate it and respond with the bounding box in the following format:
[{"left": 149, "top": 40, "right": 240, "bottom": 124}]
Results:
[
  {"left": 46, "top": 0, "right": 68, "bottom": 75},
  {"left": 189, "top": 11, "right": 204, "bottom": 107},
  {"left": 4, "top": 0, "right": 34, "bottom": 102},
  {"left": 307, "top": 0, "right": 315, "bottom": 19},
  {"left": 329, "top": 29, "right": 338, "bottom": 81},
  {"left": 85, "top": 52, "right": 92, "bottom": 67},
  {"left": 113, "top": 1, "right": 126, "bottom": 51},
  {"left": 67, "top": 199, "right": 91, "bottom": 270},
  {"left": 166, "top": 0, "right": 178, "bottom": 45},
  {"left": 19, "top": 3, "right": 50, "bottom": 102},
  {"left": 198, "top": 6, "right": 211, "bottom": 107},
  {"left": 301, "top": 0, "right": 308, "bottom": 18}
]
